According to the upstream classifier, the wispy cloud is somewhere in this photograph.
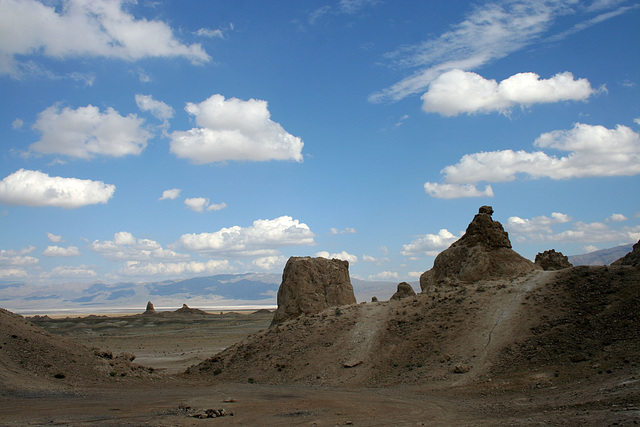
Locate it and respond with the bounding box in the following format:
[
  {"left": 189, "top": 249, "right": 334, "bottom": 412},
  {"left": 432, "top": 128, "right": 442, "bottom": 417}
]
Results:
[{"left": 370, "top": 0, "right": 636, "bottom": 103}]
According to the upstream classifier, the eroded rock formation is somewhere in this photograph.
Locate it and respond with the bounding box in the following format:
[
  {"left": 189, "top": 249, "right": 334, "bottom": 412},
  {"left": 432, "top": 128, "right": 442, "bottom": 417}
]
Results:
[
  {"left": 390, "top": 282, "right": 417, "bottom": 300},
  {"left": 535, "top": 249, "right": 573, "bottom": 271},
  {"left": 420, "top": 206, "right": 539, "bottom": 292},
  {"left": 271, "top": 256, "right": 356, "bottom": 325}
]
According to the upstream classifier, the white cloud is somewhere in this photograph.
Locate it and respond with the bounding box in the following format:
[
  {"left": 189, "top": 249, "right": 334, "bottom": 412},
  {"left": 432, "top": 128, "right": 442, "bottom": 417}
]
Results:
[
  {"left": 175, "top": 216, "right": 315, "bottom": 257},
  {"left": 0, "top": 246, "right": 38, "bottom": 266},
  {"left": 170, "top": 94, "right": 304, "bottom": 164},
  {"left": 370, "top": 1, "right": 636, "bottom": 103},
  {"left": 506, "top": 212, "right": 571, "bottom": 234},
  {"left": 505, "top": 212, "right": 640, "bottom": 246},
  {"left": 401, "top": 229, "right": 460, "bottom": 257},
  {"left": 315, "top": 251, "right": 358, "bottom": 263},
  {"left": 0, "top": 0, "right": 210, "bottom": 77},
  {"left": 424, "top": 183, "right": 494, "bottom": 199},
  {"left": 90, "top": 232, "right": 189, "bottom": 262},
  {"left": 582, "top": 244, "right": 599, "bottom": 253},
  {"left": 184, "top": 197, "right": 227, "bottom": 213},
  {"left": 330, "top": 227, "right": 357, "bottom": 234},
  {"left": 184, "top": 197, "right": 208, "bottom": 213},
  {"left": 370, "top": 1, "right": 573, "bottom": 102},
  {"left": 47, "top": 232, "right": 63, "bottom": 243},
  {"left": 634, "top": 118, "right": 640, "bottom": 126},
  {"left": 421, "top": 70, "right": 595, "bottom": 116},
  {"left": 369, "top": 271, "right": 399, "bottom": 281},
  {"left": 407, "top": 271, "right": 423, "bottom": 279},
  {"left": 0, "top": 268, "right": 28, "bottom": 279},
  {"left": 160, "top": 188, "right": 181, "bottom": 201},
  {"left": 42, "top": 265, "right": 97, "bottom": 279},
  {"left": 119, "top": 259, "right": 230, "bottom": 277},
  {"left": 606, "top": 213, "right": 628, "bottom": 222},
  {"left": 425, "top": 123, "right": 640, "bottom": 198},
  {"left": 196, "top": 28, "right": 224, "bottom": 38},
  {"left": 30, "top": 104, "right": 151, "bottom": 159},
  {"left": 42, "top": 245, "right": 81, "bottom": 257},
  {"left": 0, "top": 169, "right": 115, "bottom": 208},
  {"left": 135, "top": 94, "right": 174, "bottom": 120},
  {"left": 361, "top": 254, "right": 389, "bottom": 264},
  {"left": 252, "top": 255, "right": 287, "bottom": 271},
  {"left": 11, "top": 118, "right": 23, "bottom": 129}
]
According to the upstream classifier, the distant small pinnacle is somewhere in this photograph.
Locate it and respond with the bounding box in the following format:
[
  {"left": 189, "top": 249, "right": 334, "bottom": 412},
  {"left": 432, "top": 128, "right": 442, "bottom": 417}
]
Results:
[{"left": 145, "top": 301, "right": 155, "bottom": 313}]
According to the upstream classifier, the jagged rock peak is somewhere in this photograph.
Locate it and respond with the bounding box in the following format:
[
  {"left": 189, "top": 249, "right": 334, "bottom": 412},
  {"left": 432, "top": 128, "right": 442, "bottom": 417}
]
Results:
[
  {"left": 454, "top": 205, "right": 512, "bottom": 250},
  {"left": 535, "top": 249, "right": 573, "bottom": 271},
  {"left": 420, "top": 206, "right": 539, "bottom": 291},
  {"left": 612, "top": 239, "right": 640, "bottom": 267},
  {"left": 390, "top": 282, "right": 417, "bottom": 300},
  {"left": 145, "top": 301, "right": 156, "bottom": 313},
  {"left": 271, "top": 256, "right": 356, "bottom": 325}
]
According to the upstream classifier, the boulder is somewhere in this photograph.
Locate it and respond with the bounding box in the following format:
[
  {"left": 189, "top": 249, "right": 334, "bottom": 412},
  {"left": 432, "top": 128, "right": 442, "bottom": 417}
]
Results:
[
  {"left": 420, "top": 206, "right": 539, "bottom": 292},
  {"left": 271, "top": 256, "right": 356, "bottom": 325},
  {"left": 390, "top": 282, "right": 417, "bottom": 300},
  {"left": 535, "top": 249, "right": 573, "bottom": 271},
  {"left": 611, "top": 239, "right": 640, "bottom": 268}
]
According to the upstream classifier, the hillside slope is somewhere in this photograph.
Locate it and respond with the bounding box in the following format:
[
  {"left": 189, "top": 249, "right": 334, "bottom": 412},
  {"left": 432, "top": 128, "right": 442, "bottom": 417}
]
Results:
[{"left": 188, "top": 264, "right": 640, "bottom": 390}]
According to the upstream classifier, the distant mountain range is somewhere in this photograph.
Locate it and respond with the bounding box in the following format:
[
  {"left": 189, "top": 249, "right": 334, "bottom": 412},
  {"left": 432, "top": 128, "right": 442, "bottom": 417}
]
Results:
[
  {"left": 568, "top": 244, "right": 634, "bottom": 266},
  {"left": 3, "top": 242, "right": 632, "bottom": 315},
  {"left": 0, "top": 273, "right": 402, "bottom": 315}
]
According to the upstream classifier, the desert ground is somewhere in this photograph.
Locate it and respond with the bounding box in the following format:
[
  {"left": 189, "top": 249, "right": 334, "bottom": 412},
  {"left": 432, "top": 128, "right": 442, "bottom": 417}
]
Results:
[{"left": 2, "top": 270, "right": 640, "bottom": 427}]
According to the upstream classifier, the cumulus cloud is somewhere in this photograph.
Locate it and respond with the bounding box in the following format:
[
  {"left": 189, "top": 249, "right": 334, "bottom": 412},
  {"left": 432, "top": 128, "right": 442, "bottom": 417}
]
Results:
[
  {"left": 42, "top": 245, "right": 81, "bottom": 257},
  {"left": 606, "top": 213, "right": 628, "bottom": 222},
  {"left": 252, "top": 255, "right": 287, "bottom": 271},
  {"left": 421, "top": 70, "right": 595, "bottom": 116},
  {"left": 0, "top": 246, "right": 38, "bottom": 266},
  {"left": 47, "top": 232, "right": 63, "bottom": 243},
  {"left": 425, "top": 123, "right": 640, "bottom": 198},
  {"left": 369, "top": 271, "right": 399, "bottom": 281},
  {"left": 505, "top": 212, "right": 640, "bottom": 246},
  {"left": 170, "top": 94, "right": 304, "bottom": 164},
  {"left": 330, "top": 227, "right": 357, "bottom": 235},
  {"left": 401, "top": 229, "right": 460, "bottom": 258},
  {"left": 119, "top": 259, "right": 230, "bottom": 277},
  {"left": 423, "top": 183, "right": 494, "bottom": 199},
  {"left": 175, "top": 216, "right": 315, "bottom": 257},
  {"left": 30, "top": 104, "right": 151, "bottom": 159},
  {"left": 0, "top": 268, "right": 28, "bottom": 279},
  {"left": 0, "top": 169, "right": 115, "bottom": 208},
  {"left": 315, "top": 251, "right": 358, "bottom": 263},
  {"left": 0, "top": 0, "right": 210, "bottom": 77},
  {"left": 11, "top": 118, "right": 23, "bottom": 129},
  {"left": 159, "top": 188, "right": 181, "bottom": 200},
  {"left": 42, "top": 265, "right": 97, "bottom": 279},
  {"left": 90, "top": 232, "right": 189, "bottom": 262},
  {"left": 184, "top": 197, "right": 227, "bottom": 213},
  {"left": 135, "top": 94, "right": 174, "bottom": 121}
]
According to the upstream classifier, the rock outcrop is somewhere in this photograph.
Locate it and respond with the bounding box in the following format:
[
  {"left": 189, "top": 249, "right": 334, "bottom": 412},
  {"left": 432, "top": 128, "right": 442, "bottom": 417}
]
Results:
[
  {"left": 271, "top": 256, "right": 356, "bottom": 325},
  {"left": 420, "top": 206, "right": 539, "bottom": 292},
  {"left": 390, "top": 282, "right": 417, "bottom": 300},
  {"left": 144, "top": 301, "right": 156, "bottom": 314},
  {"left": 535, "top": 249, "right": 573, "bottom": 271},
  {"left": 174, "top": 304, "right": 208, "bottom": 315},
  {"left": 612, "top": 239, "right": 640, "bottom": 268}
]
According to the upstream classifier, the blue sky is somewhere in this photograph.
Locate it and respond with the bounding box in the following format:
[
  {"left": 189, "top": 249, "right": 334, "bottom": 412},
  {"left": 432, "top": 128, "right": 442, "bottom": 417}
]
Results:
[{"left": 1, "top": 0, "right": 639, "bottom": 288}]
